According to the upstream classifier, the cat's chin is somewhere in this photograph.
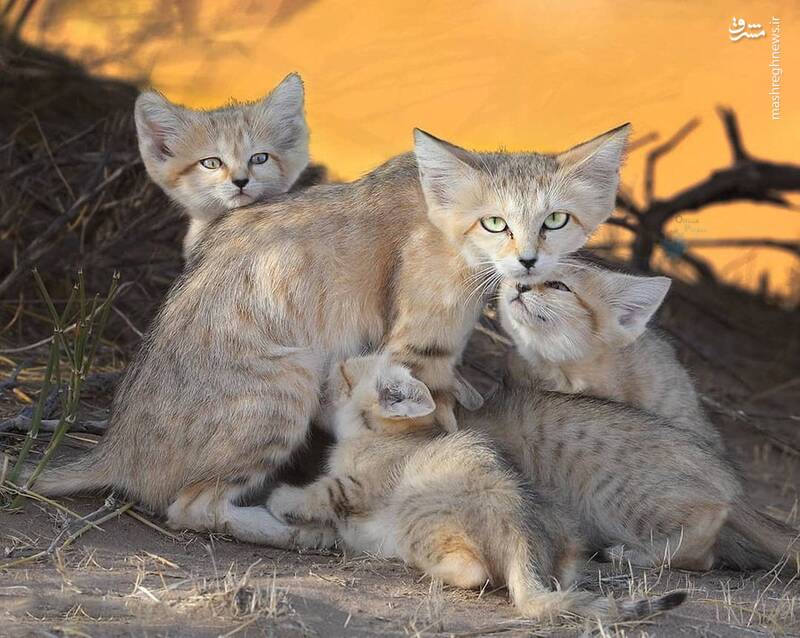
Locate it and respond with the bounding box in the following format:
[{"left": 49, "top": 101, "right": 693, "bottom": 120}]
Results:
[
  {"left": 502, "top": 271, "right": 548, "bottom": 287},
  {"left": 228, "top": 193, "right": 254, "bottom": 207}
]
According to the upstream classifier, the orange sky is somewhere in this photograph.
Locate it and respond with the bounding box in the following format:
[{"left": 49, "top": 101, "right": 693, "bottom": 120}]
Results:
[{"left": 22, "top": 0, "right": 799, "bottom": 297}]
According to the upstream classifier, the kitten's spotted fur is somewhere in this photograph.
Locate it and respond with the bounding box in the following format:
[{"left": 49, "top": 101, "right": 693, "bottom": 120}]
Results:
[
  {"left": 30, "top": 124, "right": 629, "bottom": 546},
  {"left": 268, "top": 355, "right": 686, "bottom": 621},
  {"left": 135, "top": 73, "right": 309, "bottom": 256},
  {"left": 499, "top": 260, "right": 723, "bottom": 451}
]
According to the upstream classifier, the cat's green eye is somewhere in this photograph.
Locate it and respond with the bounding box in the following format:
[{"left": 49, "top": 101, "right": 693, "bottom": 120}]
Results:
[
  {"left": 199, "top": 157, "right": 222, "bottom": 170},
  {"left": 542, "top": 211, "right": 570, "bottom": 231},
  {"left": 480, "top": 216, "right": 508, "bottom": 233},
  {"left": 250, "top": 152, "right": 269, "bottom": 165}
]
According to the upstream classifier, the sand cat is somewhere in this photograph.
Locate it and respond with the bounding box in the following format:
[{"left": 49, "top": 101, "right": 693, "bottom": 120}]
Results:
[
  {"left": 27, "top": 124, "right": 630, "bottom": 546},
  {"left": 267, "top": 354, "right": 686, "bottom": 621},
  {"left": 458, "top": 374, "right": 798, "bottom": 571},
  {"left": 135, "top": 73, "right": 310, "bottom": 256},
  {"left": 498, "top": 260, "right": 723, "bottom": 451}
]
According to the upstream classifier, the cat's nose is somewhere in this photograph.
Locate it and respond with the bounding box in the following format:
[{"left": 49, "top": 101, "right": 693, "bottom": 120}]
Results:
[
  {"left": 232, "top": 177, "right": 249, "bottom": 189},
  {"left": 518, "top": 257, "right": 537, "bottom": 270},
  {"left": 516, "top": 283, "right": 531, "bottom": 294}
]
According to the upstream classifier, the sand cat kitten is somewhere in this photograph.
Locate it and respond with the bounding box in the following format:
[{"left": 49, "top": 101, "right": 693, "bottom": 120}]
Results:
[
  {"left": 459, "top": 375, "right": 798, "bottom": 571},
  {"left": 499, "top": 261, "right": 723, "bottom": 451},
  {"left": 135, "top": 73, "right": 309, "bottom": 256},
  {"left": 29, "top": 124, "right": 629, "bottom": 546},
  {"left": 268, "top": 355, "right": 686, "bottom": 621}
]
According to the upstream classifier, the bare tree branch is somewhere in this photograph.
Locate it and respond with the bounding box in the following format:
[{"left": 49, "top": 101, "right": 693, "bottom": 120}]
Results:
[
  {"left": 644, "top": 118, "right": 700, "bottom": 205},
  {"left": 623, "top": 109, "right": 800, "bottom": 272},
  {"left": 718, "top": 105, "right": 748, "bottom": 162},
  {"left": 626, "top": 131, "right": 659, "bottom": 153}
]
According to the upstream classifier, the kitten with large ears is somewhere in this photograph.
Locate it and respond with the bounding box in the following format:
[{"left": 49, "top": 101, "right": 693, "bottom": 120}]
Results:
[
  {"left": 499, "top": 260, "right": 723, "bottom": 451},
  {"left": 268, "top": 354, "right": 686, "bottom": 622},
  {"left": 135, "top": 73, "right": 309, "bottom": 256}
]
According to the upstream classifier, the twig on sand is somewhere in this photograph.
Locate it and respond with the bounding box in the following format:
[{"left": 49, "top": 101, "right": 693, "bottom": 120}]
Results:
[
  {"left": 0, "top": 414, "right": 109, "bottom": 435},
  {"left": 125, "top": 508, "right": 181, "bottom": 541},
  {"left": 702, "top": 397, "right": 800, "bottom": 458},
  {"left": 0, "top": 359, "right": 26, "bottom": 392},
  {"left": 1, "top": 494, "right": 133, "bottom": 569},
  {"left": 1, "top": 480, "right": 104, "bottom": 529}
]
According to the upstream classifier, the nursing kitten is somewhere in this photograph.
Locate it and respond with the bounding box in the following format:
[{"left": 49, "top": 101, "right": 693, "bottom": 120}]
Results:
[
  {"left": 268, "top": 355, "right": 686, "bottom": 621},
  {"left": 498, "top": 260, "right": 723, "bottom": 451},
  {"left": 28, "top": 124, "right": 630, "bottom": 546},
  {"left": 458, "top": 376, "right": 798, "bottom": 571},
  {"left": 135, "top": 73, "right": 309, "bottom": 256}
]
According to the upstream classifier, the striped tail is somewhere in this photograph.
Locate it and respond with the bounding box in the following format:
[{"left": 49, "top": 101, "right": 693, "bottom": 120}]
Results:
[{"left": 504, "top": 536, "right": 687, "bottom": 621}]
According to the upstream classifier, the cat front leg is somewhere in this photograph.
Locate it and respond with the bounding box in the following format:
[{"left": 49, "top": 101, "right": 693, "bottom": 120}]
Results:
[
  {"left": 167, "top": 479, "right": 335, "bottom": 549},
  {"left": 386, "top": 267, "right": 483, "bottom": 432},
  {"left": 268, "top": 475, "right": 363, "bottom": 527}
]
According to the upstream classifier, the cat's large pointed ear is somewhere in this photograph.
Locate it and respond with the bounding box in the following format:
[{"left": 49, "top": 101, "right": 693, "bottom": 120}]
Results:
[
  {"left": 376, "top": 368, "right": 436, "bottom": 420},
  {"left": 413, "top": 129, "right": 481, "bottom": 212},
  {"left": 256, "top": 73, "right": 308, "bottom": 152},
  {"left": 555, "top": 123, "right": 631, "bottom": 229},
  {"left": 557, "top": 123, "right": 631, "bottom": 175},
  {"left": 598, "top": 271, "right": 671, "bottom": 345},
  {"left": 134, "top": 90, "right": 188, "bottom": 163}
]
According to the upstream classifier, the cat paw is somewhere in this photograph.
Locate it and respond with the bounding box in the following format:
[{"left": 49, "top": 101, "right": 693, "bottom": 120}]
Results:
[
  {"left": 267, "top": 485, "right": 306, "bottom": 524},
  {"left": 294, "top": 525, "right": 337, "bottom": 550}
]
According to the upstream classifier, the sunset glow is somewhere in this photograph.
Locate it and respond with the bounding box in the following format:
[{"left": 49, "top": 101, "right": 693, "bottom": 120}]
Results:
[{"left": 22, "top": 0, "right": 799, "bottom": 296}]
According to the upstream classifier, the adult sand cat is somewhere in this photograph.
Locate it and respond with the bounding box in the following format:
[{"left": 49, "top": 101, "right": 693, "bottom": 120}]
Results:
[
  {"left": 29, "top": 124, "right": 630, "bottom": 546},
  {"left": 135, "top": 73, "right": 309, "bottom": 256},
  {"left": 268, "top": 354, "right": 686, "bottom": 621},
  {"left": 459, "top": 373, "right": 798, "bottom": 571},
  {"left": 498, "top": 260, "right": 723, "bottom": 452}
]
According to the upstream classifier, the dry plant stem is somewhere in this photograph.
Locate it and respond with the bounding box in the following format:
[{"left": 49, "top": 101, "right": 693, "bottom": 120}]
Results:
[
  {"left": 124, "top": 508, "right": 181, "bottom": 540},
  {"left": 0, "top": 500, "right": 133, "bottom": 570},
  {"left": 5, "top": 333, "right": 58, "bottom": 484},
  {"left": 9, "top": 270, "right": 119, "bottom": 508},
  {"left": 0, "top": 161, "right": 136, "bottom": 297},
  {"left": 1, "top": 416, "right": 109, "bottom": 434},
  {"left": 46, "top": 493, "right": 118, "bottom": 553},
  {"left": 0, "top": 280, "right": 134, "bottom": 355},
  {"left": 1, "top": 480, "right": 104, "bottom": 529}
]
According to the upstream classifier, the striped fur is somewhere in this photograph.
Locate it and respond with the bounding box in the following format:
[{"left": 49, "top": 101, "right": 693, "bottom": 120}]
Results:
[
  {"left": 461, "top": 374, "right": 798, "bottom": 571},
  {"left": 498, "top": 259, "right": 723, "bottom": 452},
  {"left": 268, "top": 355, "right": 686, "bottom": 621}
]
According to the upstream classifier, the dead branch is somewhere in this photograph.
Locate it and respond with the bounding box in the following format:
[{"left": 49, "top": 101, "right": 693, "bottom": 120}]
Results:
[
  {"left": 644, "top": 118, "right": 700, "bottom": 205},
  {"left": 617, "top": 108, "right": 800, "bottom": 274},
  {"left": 0, "top": 414, "right": 109, "bottom": 435},
  {"left": 626, "top": 131, "right": 659, "bottom": 153},
  {"left": 717, "top": 105, "right": 747, "bottom": 163}
]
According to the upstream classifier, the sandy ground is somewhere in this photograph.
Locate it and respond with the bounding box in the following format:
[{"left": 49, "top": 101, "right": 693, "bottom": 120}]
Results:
[
  {"left": 2, "top": 282, "right": 799, "bottom": 638},
  {"left": 1, "top": 419, "right": 798, "bottom": 638}
]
